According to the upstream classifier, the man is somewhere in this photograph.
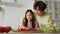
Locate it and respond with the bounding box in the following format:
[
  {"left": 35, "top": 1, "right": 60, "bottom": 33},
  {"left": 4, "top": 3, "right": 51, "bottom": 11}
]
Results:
[{"left": 33, "top": 1, "right": 56, "bottom": 32}]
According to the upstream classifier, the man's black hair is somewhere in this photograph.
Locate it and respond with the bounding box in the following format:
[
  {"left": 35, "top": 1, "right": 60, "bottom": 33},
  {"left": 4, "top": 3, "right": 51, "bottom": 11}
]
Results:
[{"left": 33, "top": 1, "right": 47, "bottom": 11}]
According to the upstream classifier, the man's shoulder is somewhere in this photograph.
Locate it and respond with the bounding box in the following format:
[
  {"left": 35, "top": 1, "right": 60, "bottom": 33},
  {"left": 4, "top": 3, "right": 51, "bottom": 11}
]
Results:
[{"left": 45, "top": 12, "right": 52, "bottom": 18}]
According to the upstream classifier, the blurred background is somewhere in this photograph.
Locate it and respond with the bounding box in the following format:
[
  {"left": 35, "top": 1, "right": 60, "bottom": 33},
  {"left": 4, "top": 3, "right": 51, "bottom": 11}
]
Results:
[{"left": 0, "top": 0, "right": 60, "bottom": 29}]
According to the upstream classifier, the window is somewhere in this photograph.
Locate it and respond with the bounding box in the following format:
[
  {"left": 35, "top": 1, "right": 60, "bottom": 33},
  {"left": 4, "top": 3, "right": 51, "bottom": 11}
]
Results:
[
  {"left": 54, "top": 2, "right": 60, "bottom": 20},
  {"left": 1, "top": 0, "right": 15, "bottom": 3},
  {"left": 0, "top": 7, "right": 4, "bottom": 23}
]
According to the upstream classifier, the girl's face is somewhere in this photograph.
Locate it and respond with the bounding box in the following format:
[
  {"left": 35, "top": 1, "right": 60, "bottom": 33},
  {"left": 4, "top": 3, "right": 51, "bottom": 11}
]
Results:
[{"left": 26, "top": 12, "right": 33, "bottom": 21}]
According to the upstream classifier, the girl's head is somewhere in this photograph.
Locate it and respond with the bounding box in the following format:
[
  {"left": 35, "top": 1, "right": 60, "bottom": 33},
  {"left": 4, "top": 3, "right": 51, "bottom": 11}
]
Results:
[
  {"left": 24, "top": 9, "right": 36, "bottom": 28},
  {"left": 25, "top": 9, "right": 35, "bottom": 21}
]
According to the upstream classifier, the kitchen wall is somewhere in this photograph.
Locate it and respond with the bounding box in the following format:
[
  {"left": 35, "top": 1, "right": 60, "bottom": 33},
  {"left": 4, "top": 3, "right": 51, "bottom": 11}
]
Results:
[{"left": 0, "top": 0, "right": 34, "bottom": 29}]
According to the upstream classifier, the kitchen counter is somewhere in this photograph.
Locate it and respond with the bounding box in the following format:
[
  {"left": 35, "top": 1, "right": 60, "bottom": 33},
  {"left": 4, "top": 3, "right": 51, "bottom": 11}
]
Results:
[{"left": 0, "top": 32, "right": 60, "bottom": 34}]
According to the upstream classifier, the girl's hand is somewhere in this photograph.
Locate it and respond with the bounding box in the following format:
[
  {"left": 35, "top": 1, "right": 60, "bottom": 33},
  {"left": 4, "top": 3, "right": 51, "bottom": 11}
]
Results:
[
  {"left": 19, "top": 27, "right": 31, "bottom": 31},
  {"left": 26, "top": 27, "right": 31, "bottom": 31},
  {"left": 32, "top": 28, "right": 39, "bottom": 31},
  {"left": 18, "top": 26, "right": 27, "bottom": 31}
]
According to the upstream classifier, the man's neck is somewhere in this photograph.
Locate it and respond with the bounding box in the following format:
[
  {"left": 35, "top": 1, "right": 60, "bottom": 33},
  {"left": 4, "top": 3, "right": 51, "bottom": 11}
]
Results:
[{"left": 39, "top": 12, "right": 45, "bottom": 16}]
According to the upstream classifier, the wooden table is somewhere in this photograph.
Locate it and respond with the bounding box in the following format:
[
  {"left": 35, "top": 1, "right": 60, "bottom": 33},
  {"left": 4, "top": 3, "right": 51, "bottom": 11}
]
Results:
[
  {"left": 13, "top": 29, "right": 43, "bottom": 33},
  {"left": 0, "top": 32, "right": 60, "bottom": 34},
  {"left": 0, "top": 29, "right": 59, "bottom": 34}
]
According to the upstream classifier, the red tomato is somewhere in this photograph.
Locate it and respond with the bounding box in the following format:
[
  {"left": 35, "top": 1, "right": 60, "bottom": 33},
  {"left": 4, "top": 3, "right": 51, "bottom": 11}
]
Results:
[
  {"left": 0, "top": 26, "right": 5, "bottom": 33},
  {"left": 5, "top": 26, "right": 12, "bottom": 33}
]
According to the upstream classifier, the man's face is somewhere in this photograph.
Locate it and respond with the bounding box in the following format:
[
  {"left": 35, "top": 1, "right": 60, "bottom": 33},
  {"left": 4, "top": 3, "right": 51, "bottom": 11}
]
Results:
[{"left": 35, "top": 7, "right": 43, "bottom": 15}]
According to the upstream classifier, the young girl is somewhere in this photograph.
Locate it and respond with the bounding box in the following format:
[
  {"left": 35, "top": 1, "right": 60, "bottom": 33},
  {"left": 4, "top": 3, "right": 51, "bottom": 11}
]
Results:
[{"left": 19, "top": 9, "right": 39, "bottom": 31}]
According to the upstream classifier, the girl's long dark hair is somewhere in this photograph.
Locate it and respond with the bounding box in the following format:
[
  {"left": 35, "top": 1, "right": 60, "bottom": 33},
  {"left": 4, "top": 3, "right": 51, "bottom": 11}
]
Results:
[{"left": 24, "top": 9, "right": 36, "bottom": 28}]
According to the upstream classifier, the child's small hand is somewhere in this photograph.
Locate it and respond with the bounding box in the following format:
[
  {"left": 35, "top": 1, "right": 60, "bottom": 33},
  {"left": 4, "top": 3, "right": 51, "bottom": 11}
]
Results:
[
  {"left": 25, "top": 27, "right": 32, "bottom": 31},
  {"left": 19, "top": 27, "right": 31, "bottom": 31}
]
